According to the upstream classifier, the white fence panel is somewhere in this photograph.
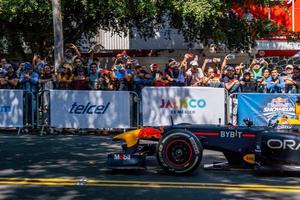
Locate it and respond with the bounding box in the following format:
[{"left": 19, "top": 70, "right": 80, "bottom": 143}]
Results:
[
  {"left": 142, "top": 87, "right": 225, "bottom": 126},
  {"left": 0, "top": 90, "right": 23, "bottom": 127},
  {"left": 50, "top": 90, "right": 131, "bottom": 128}
]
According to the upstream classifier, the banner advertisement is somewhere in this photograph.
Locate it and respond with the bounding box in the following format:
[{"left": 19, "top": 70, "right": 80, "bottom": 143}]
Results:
[
  {"left": 142, "top": 87, "right": 225, "bottom": 126},
  {"left": 237, "top": 93, "right": 300, "bottom": 126},
  {"left": 50, "top": 90, "right": 131, "bottom": 128},
  {"left": 0, "top": 90, "right": 23, "bottom": 127}
]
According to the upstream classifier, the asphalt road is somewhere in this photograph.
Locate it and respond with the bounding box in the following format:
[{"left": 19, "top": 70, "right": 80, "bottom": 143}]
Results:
[{"left": 0, "top": 134, "right": 299, "bottom": 200}]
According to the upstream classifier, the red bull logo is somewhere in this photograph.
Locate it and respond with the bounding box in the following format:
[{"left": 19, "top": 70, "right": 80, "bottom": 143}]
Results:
[{"left": 263, "top": 97, "right": 294, "bottom": 112}]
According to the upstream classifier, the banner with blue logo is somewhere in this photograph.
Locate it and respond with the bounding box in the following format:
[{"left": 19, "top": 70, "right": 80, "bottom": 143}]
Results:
[
  {"left": 142, "top": 87, "right": 225, "bottom": 126},
  {"left": 50, "top": 90, "right": 131, "bottom": 128},
  {"left": 237, "top": 93, "right": 299, "bottom": 126},
  {"left": 0, "top": 90, "right": 23, "bottom": 127}
]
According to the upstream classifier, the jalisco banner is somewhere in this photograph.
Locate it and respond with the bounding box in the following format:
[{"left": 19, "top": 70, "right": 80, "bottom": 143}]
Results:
[
  {"left": 237, "top": 93, "right": 299, "bottom": 126},
  {"left": 0, "top": 90, "right": 23, "bottom": 127},
  {"left": 142, "top": 87, "right": 225, "bottom": 126},
  {"left": 50, "top": 90, "right": 131, "bottom": 128}
]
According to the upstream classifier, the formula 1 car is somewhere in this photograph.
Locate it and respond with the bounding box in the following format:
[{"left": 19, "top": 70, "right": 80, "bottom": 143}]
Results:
[{"left": 107, "top": 121, "right": 300, "bottom": 174}]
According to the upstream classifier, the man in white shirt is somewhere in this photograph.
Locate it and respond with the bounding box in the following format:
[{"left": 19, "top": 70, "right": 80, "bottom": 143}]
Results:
[{"left": 186, "top": 60, "right": 204, "bottom": 86}]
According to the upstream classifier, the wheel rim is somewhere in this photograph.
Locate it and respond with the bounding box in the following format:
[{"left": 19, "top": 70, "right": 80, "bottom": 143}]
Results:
[{"left": 165, "top": 139, "right": 193, "bottom": 167}]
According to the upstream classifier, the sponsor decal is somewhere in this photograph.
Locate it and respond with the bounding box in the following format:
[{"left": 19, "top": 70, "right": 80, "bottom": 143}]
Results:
[
  {"left": 220, "top": 130, "right": 242, "bottom": 138},
  {"left": 69, "top": 102, "right": 110, "bottom": 114},
  {"left": 114, "top": 154, "right": 131, "bottom": 160},
  {"left": 267, "top": 139, "right": 300, "bottom": 151},
  {"left": 262, "top": 97, "right": 295, "bottom": 123},
  {"left": 159, "top": 98, "right": 206, "bottom": 115},
  {"left": 189, "top": 137, "right": 200, "bottom": 154},
  {"left": 0, "top": 105, "right": 11, "bottom": 113},
  {"left": 243, "top": 154, "right": 255, "bottom": 164}
]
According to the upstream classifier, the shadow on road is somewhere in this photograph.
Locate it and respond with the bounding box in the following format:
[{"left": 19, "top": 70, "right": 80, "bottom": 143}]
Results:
[{"left": 0, "top": 134, "right": 299, "bottom": 200}]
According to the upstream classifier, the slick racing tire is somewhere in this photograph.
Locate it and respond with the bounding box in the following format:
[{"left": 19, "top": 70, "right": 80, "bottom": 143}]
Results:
[{"left": 156, "top": 129, "right": 203, "bottom": 175}]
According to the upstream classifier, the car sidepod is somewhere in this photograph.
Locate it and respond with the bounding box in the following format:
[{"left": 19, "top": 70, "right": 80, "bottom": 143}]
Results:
[{"left": 255, "top": 130, "right": 300, "bottom": 172}]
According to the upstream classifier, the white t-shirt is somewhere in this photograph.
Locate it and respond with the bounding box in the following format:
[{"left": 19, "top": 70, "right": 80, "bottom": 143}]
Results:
[{"left": 186, "top": 68, "right": 204, "bottom": 85}]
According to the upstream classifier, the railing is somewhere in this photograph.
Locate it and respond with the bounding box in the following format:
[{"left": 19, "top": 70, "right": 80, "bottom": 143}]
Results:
[{"left": 1, "top": 88, "right": 297, "bottom": 135}]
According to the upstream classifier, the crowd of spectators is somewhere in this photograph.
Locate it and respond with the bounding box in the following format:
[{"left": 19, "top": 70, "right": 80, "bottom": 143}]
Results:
[{"left": 0, "top": 46, "right": 299, "bottom": 96}]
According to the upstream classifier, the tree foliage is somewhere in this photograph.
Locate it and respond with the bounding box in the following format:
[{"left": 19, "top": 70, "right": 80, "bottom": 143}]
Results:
[{"left": 0, "top": 0, "right": 294, "bottom": 59}]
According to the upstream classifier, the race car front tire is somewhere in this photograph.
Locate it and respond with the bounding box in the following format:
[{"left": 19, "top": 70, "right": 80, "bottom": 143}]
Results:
[{"left": 156, "top": 129, "right": 203, "bottom": 174}]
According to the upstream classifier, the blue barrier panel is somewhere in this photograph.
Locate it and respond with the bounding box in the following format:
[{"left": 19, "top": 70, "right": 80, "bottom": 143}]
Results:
[{"left": 237, "top": 93, "right": 300, "bottom": 126}]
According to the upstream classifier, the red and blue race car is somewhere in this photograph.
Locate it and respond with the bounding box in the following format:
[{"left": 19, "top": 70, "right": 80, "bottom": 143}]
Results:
[{"left": 107, "top": 121, "right": 300, "bottom": 175}]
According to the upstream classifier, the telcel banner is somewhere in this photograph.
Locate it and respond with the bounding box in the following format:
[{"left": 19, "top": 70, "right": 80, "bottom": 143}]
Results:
[
  {"left": 142, "top": 87, "right": 225, "bottom": 126},
  {"left": 237, "top": 93, "right": 299, "bottom": 126},
  {"left": 50, "top": 90, "right": 131, "bottom": 128},
  {"left": 0, "top": 89, "right": 23, "bottom": 127}
]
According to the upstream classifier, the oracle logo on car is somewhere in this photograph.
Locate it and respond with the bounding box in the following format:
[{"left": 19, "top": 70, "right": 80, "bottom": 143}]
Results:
[
  {"left": 69, "top": 102, "right": 110, "bottom": 114},
  {"left": 267, "top": 139, "right": 300, "bottom": 151}
]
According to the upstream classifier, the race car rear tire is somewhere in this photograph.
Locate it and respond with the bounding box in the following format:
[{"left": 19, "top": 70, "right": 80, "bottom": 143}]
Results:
[{"left": 156, "top": 129, "right": 203, "bottom": 174}]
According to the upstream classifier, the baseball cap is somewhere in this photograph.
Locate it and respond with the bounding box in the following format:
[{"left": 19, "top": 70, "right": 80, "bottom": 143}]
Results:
[
  {"left": 244, "top": 71, "right": 251, "bottom": 75},
  {"left": 226, "top": 65, "right": 234, "bottom": 71},
  {"left": 37, "top": 62, "right": 45, "bottom": 69},
  {"left": 100, "top": 69, "right": 110, "bottom": 75},
  {"left": 190, "top": 60, "right": 199, "bottom": 66},
  {"left": 168, "top": 59, "right": 177, "bottom": 66},
  {"left": 24, "top": 63, "right": 33, "bottom": 70},
  {"left": 285, "top": 64, "right": 294, "bottom": 70},
  {"left": 150, "top": 63, "right": 159, "bottom": 69}
]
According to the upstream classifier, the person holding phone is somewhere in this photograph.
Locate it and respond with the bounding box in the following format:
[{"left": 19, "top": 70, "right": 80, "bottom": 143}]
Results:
[
  {"left": 202, "top": 67, "right": 223, "bottom": 88},
  {"left": 250, "top": 58, "right": 268, "bottom": 80},
  {"left": 186, "top": 61, "right": 204, "bottom": 86}
]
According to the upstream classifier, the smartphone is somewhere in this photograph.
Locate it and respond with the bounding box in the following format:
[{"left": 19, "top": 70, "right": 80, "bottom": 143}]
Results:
[
  {"left": 214, "top": 58, "right": 221, "bottom": 62},
  {"left": 207, "top": 59, "right": 212, "bottom": 63},
  {"left": 227, "top": 54, "right": 235, "bottom": 60}
]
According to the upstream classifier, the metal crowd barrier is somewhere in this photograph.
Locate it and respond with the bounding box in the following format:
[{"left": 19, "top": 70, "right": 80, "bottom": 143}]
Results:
[
  {"left": 23, "top": 91, "right": 35, "bottom": 129},
  {"left": 0, "top": 88, "right": 235, "bottom": 135},
  {"left": 37, "top": 90, "right": 50, "bottom": 135},
  {"left": 35, "top": 90, "right": 140, "bottom": 135}
]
